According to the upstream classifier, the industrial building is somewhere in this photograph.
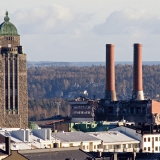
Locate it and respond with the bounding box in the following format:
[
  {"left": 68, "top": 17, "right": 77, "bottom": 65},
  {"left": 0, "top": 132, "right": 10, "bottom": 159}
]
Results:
[
  {"left": 69, "top": 43, "right": 160, "bottom": 124},
  {"left": 69, "top": 96, "right": 98, "bottom": 122}
]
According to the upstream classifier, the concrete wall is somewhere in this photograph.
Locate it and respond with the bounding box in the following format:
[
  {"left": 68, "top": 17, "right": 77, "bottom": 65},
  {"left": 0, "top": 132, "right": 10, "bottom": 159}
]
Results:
[
  {"left": 12, "top": 130, "right": 24, "bottom": 142},
  {"left": 11, "top": 130, "right": 30, "bottom": 142},
  {"left": 152, "top": 100, "right": 160, "bottom": 114},
  {"left": 59, "top": 140, "right": 101, "bottom": 152},
  {"left": 32, "top": 129, "right": 51, "bottom": 141}
]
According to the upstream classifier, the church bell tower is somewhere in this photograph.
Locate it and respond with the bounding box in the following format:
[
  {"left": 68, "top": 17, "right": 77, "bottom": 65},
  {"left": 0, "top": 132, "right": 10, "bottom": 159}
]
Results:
[{"left": 0, "top": 11, "right": 28, "bottom": 128}]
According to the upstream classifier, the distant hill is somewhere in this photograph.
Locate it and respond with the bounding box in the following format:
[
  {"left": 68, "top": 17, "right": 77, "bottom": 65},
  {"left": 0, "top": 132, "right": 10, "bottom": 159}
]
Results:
[
  {"left": 27, "top": 63, "right": 160, "bottom": 120},
  {"left": 27, "top": 61, "right": 160, "bottom": 67}
]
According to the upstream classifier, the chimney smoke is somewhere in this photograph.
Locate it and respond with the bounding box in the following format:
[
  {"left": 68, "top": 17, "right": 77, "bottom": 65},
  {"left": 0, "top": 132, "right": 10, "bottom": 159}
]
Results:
[
  {"left": 105, "top": 44, "right": 117, "bottom": 101},
  {"left": 132, "top": 43, "right": 144, "bottom": 100}
]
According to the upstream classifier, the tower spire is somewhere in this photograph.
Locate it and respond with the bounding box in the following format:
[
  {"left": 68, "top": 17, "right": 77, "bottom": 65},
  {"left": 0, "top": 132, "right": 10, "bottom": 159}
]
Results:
[{"left": 4, "top": 11, "right": 10, "bottom": 22}]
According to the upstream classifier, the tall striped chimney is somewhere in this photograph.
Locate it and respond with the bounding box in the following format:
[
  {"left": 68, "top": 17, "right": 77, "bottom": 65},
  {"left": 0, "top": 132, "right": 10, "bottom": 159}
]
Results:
[
  {"left": 132, "top": 43, "right": 144, "bottom": 100},
  {"left": 105, "top": 44, "right": 117, "bottom": 101}
]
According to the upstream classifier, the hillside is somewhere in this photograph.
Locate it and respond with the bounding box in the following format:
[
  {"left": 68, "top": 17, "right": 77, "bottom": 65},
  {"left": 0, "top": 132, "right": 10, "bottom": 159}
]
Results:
[{"left": 28, "top": 65, "right": 160, "bottom": 120}]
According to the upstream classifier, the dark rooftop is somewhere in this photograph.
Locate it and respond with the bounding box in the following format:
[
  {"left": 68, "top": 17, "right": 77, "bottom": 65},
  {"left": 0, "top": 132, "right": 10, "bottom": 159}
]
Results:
[
  {"left": 20, "top": 147, "right": 93, "bottom": 160},
  {"left": 136, "top": 153, "right": 160, "bottom": 160}
]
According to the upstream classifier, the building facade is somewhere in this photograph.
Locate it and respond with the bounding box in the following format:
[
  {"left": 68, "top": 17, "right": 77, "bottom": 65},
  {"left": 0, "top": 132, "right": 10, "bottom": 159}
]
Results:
[
  {"left": 88, "top": 131, "right": 140, "bottom": 152},
  {"left": 69, "top": 96, "right": 99, "bottom": 122},
  {"left": 110, "top": 125, "right": 160, "bottom": 153},
  {"left": 0, "top": 12, "right": 28, "bottom": 128}
]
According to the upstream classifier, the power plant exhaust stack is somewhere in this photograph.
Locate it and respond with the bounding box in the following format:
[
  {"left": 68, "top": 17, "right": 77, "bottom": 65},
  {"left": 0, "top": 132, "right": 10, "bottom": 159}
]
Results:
[
  {"left": 132, "top": 43, "right": 144, "bottom": 100},
  {"left": 105, "top": 44, "right": 117, "bottom": 101}
]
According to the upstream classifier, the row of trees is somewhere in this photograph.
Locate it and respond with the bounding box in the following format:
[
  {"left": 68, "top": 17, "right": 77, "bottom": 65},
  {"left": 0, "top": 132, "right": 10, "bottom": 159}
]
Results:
[{"left": 28, "top": 98, "right": 70, "bottom": 121}]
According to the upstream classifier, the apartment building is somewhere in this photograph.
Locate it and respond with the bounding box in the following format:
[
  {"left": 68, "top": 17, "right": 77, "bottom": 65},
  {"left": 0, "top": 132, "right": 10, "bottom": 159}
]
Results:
[
  {"left": 88, "top": 131, "right": 140, "bottom": 152},
  {"left": 110, "top": 124, "right": 160, "bottom": 153}
]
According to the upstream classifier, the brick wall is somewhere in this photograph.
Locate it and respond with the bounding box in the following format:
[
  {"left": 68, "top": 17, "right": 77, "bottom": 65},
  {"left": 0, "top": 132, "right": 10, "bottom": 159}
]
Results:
[{"left": 151, "top": 100, "right": 160, "bottom": 113}]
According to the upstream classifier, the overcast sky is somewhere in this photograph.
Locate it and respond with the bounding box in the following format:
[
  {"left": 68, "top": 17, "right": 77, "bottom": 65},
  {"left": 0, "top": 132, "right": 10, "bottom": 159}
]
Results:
[{"left": 1, "top": 0, "right": 160, "bottom": 62}]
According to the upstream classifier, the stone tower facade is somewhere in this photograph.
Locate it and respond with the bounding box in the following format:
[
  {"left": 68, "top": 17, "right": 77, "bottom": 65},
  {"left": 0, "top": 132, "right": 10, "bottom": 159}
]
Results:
[{"left": 0, "top": 11, "right": 28, "bottom": 128}]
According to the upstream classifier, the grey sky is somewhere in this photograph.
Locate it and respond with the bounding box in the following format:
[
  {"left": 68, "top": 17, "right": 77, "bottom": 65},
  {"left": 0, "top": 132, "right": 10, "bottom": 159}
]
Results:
[{"left": 1, "top": 0, "right": 160, "bottom": 62}]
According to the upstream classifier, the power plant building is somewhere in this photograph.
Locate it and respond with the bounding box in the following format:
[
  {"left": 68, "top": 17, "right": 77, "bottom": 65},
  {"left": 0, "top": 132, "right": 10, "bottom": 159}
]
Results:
[
  {"left": 0, "top": 12, "right": 28, "bottom": 128},
  {"left": 70, "top": 43, "right": 160, "bottom": 124},
  {"left": 100, "top": 43, "right": 160, "bottom": 124}
]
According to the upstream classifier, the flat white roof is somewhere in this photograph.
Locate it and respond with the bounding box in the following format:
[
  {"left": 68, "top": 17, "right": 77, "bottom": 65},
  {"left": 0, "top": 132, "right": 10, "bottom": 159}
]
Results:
[
  {"left": 0, "top": 129, "right": 57, "bottom": 150},
  {"left": 52, "top": 131, "right": 101, "bottom": 142},
  {"left": 88, "top": 131, "right": 139, "bottom": 144}
]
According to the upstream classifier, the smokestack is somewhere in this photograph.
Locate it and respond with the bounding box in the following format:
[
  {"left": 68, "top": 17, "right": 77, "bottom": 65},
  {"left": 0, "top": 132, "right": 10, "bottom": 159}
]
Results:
[
  {"left": 105, "top": 44, "right": 117, "bottom": 101},
  {"left": 132, "top": 43, "right": 144, "bottom": 100}
]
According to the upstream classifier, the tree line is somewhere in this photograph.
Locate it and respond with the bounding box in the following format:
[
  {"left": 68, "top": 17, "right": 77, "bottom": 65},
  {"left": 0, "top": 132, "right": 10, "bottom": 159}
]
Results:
[{"left": 28, "top": 65, "right": 160, "bottom": 120}]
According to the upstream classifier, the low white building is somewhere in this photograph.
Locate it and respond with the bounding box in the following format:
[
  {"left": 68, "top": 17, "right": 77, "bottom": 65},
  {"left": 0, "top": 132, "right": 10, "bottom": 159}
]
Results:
[
  {"left": 88, "top": 131, "right": 140, "bottom": 152},
  {"left": 52, "top": 131, "right": 102, "bottom": 152},
  {"left": 0, "top": 128, "right": 57, "bottom": 150},
  {"left": 110, "top": 126, "right": 160, "bottom": 153}
]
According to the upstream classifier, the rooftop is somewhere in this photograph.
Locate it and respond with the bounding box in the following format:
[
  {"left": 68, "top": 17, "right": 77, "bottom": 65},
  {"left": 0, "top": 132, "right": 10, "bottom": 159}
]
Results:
[
  {"left": 52, "top": 131, "right": 101, "bottom": 142},
  {"left": 19, "top": 147, "right": 93, "bottom": 160},
  {"left": 88, "top": 131, "right": 139, "bottom": 144},
  {"left": 0, "top": 11, "right": 19, "bottom": 36},
  {"left": 0, "top": 129, "right": 57, "bottom": 150}
]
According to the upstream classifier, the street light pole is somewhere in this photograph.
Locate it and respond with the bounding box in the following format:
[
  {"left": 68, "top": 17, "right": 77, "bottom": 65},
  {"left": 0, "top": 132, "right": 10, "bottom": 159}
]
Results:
[{"left": 55, "top": 102, "right": 61, "bottom": 116}]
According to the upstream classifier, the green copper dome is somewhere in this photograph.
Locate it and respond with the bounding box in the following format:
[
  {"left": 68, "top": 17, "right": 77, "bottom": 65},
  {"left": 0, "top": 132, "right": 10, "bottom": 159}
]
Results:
[{"left": 0, "top": 11, "right": 19, "bottom": 36}]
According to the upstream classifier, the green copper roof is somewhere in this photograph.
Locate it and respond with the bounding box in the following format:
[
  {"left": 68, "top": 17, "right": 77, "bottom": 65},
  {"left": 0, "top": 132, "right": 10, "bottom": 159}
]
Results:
[{"left": 0, "top": 11, "right": 19, "bottom": 36}]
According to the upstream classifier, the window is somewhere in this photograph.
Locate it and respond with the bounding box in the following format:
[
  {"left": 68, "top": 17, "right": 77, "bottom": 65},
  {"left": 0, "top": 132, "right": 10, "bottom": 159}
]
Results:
[
  {"left": 73, "top": 111, "right": 76, "bottom": 114},
  {"left": 83, "top": 145, "right": 85, "bottom": 150},
  {"left": 155, "top": 146, "right": 158, "bottom": 151},
  {"left": 5, "top": 96, "right": 8, "bottom": 110},
  {"left": 8, "top": 44, "right": 11, "bottom": 48},
  {"left": 10, "top": 96, "right": 13, "bottom": 110},
  {"left": 136, "top": 144, "right": 139, "bottom": 148},
  {"left": 97, "top": 144, "right": 101, "bottom": 149},
  {"left": 128, "top": 144, "right": 131, "bottom": 148},
  {"left": 148, "top": 147, "right": 150, "bottom": 151},
  {"left": 144, "top": 147, "right": 146, "bottom": 151},
  {"left": 155, "top": 137, "right": 158, "bottom": 141},
  {"left": 103, "top": 145, "right": 107, "bottom": 150},
  {"left": 132, "top": 143, "right": 139, "bottom": 148},
  {"left": 123, "top": 144, "right": 126, "bottom": 148},
  {"left": 114, "top": 145, "right": 120, "bottom": 149},
  {"left": 144, "top": 138, "right": 146, "bottom": 142},
  {"left": 148, "top": 137, "right": 150, "bottom": 142},
  {"left": 94, "top": 145, "right": 96, "bottom": 149},
  {"left": 108, "top": 145, "right": 112, "bottom": 149}
]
